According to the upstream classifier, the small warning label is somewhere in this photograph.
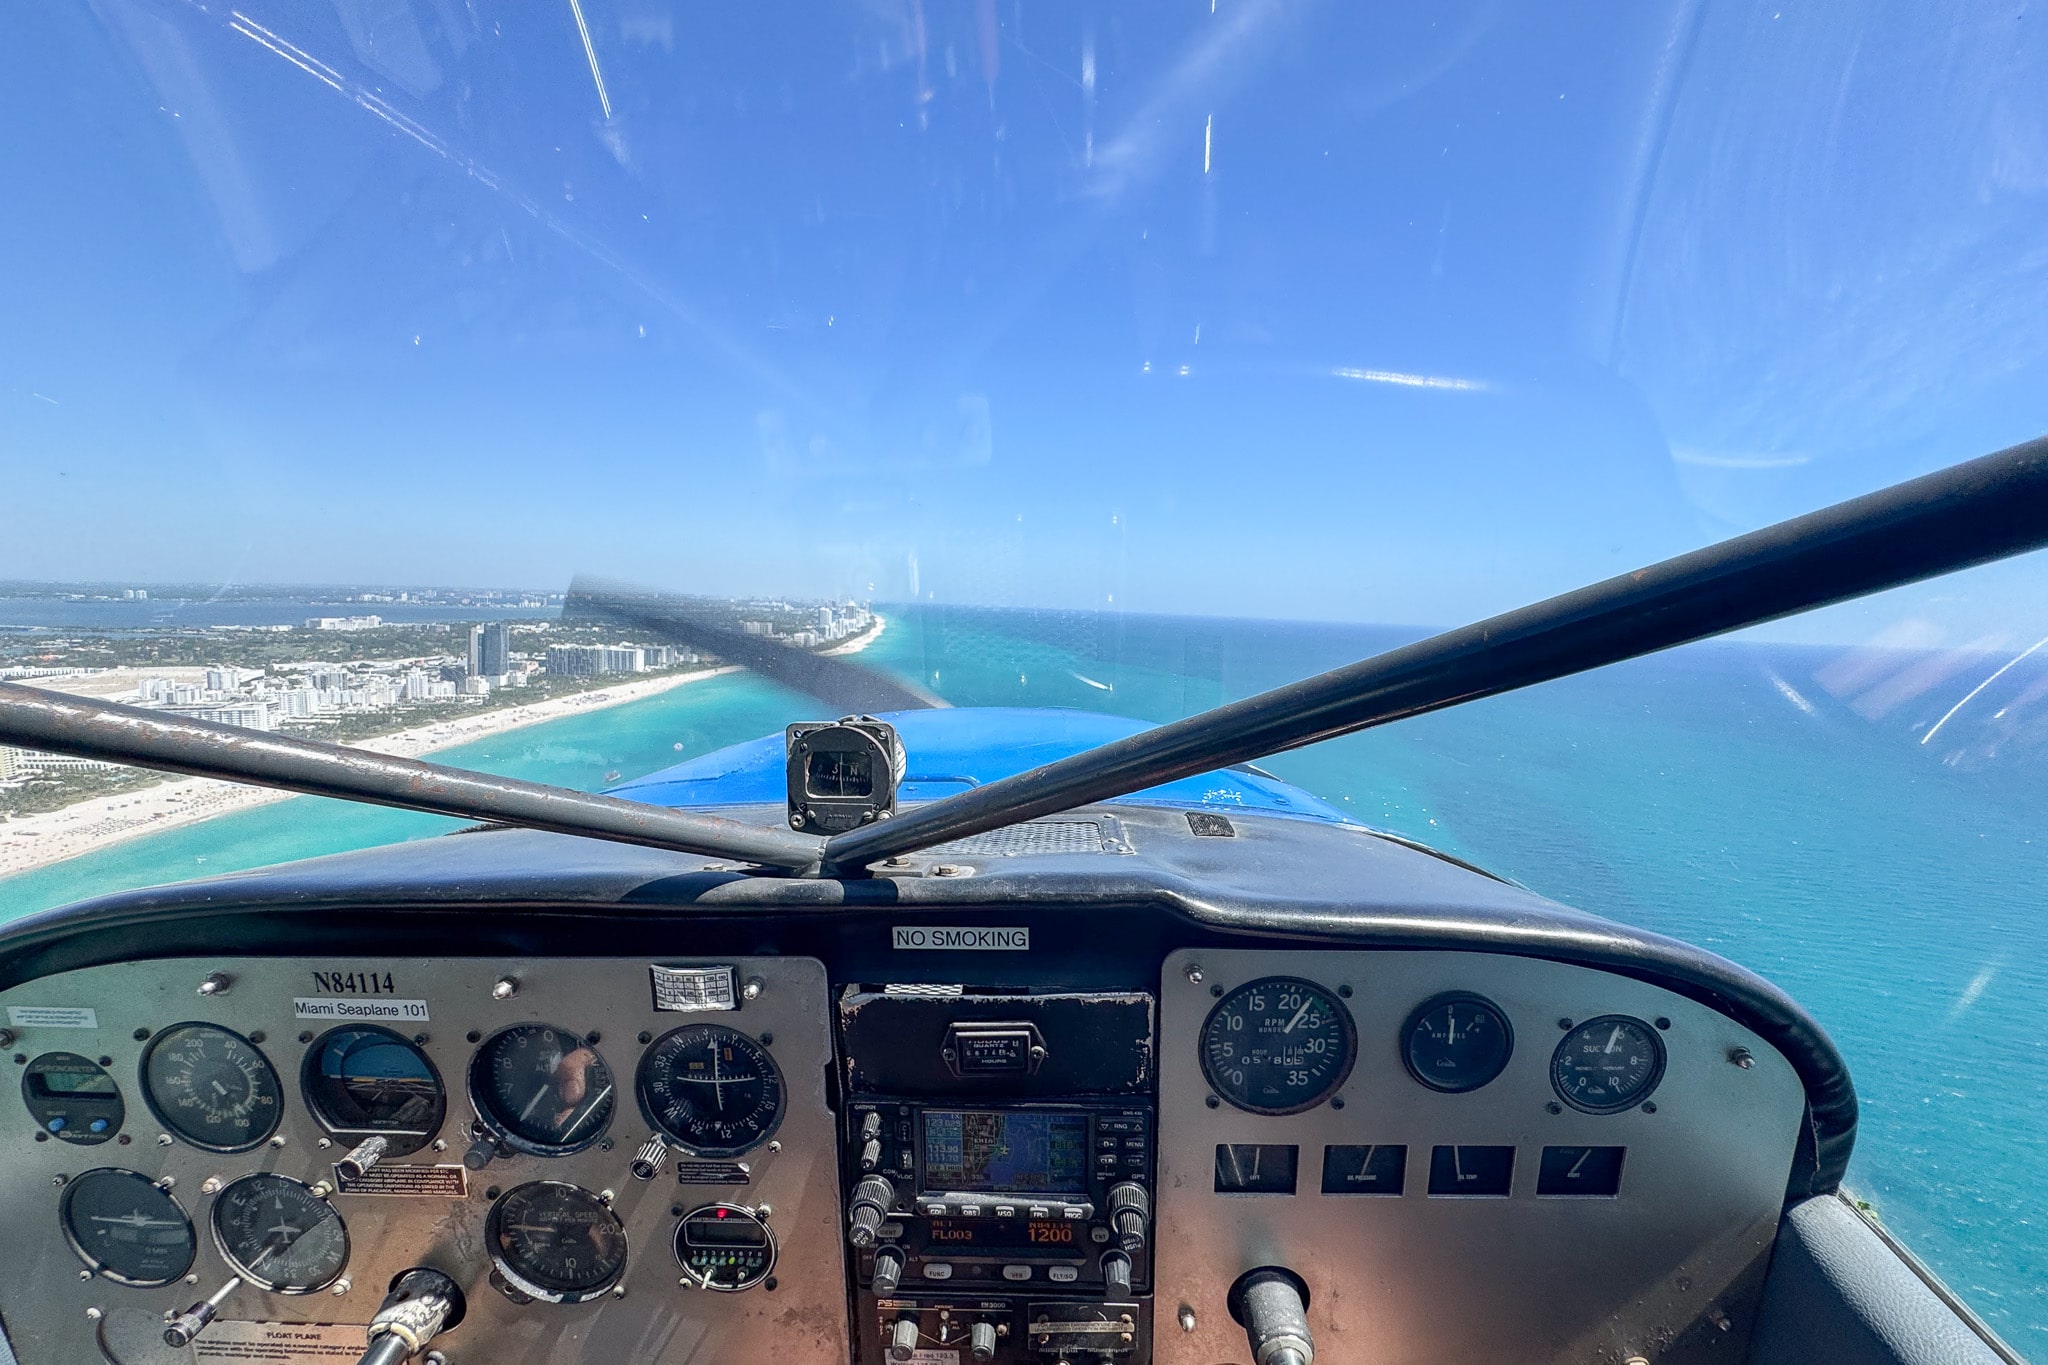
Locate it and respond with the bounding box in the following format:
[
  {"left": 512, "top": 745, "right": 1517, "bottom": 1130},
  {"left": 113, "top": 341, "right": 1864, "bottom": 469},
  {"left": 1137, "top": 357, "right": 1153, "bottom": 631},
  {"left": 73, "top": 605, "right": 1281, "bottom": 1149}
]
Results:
[
  {"left": 192, "top": 1320, "right": 366, "bottom": 1361},
  {"left": 5, "top": 1005, "right": 98, "bottom": 1029},
  {"left": 333, "top": 1162, "right": 468, "bottom": 1198},
  {"left": 906, "top": 1351, "right": 961, "bottom": 1365},
  {"left": 676, "top": 1160, "right": 751, "bottom": 1185}
]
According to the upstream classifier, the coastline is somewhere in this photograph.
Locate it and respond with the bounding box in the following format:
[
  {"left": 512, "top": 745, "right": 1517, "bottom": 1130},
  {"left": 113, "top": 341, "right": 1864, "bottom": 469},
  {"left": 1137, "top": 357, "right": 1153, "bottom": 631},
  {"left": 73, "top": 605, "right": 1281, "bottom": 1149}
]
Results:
[
  {"left": 0, "top": 664, "right": 740, "bottom": 879},
  {"left": 819, "top": 612, "right": 885, "bottom": 656}
]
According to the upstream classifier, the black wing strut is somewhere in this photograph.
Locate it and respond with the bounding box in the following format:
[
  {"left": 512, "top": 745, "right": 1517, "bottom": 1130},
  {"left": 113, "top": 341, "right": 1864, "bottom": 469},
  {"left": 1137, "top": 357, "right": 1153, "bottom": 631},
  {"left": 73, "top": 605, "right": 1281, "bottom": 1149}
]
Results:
[
  {"left": 0, "top": 684, "right": 824, "bottom": 870},
  {"left": 822, "top": 434, "right": 2048, "bottom": 870}
]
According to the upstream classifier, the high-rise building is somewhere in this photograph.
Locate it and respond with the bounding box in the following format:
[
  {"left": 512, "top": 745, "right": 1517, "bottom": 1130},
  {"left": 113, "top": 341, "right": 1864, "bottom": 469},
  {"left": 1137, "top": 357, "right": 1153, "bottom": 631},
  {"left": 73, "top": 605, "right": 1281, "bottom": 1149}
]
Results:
[
  {"left": 478, "top": 622, "right": 511, "bottom": 678},
  {"left": 546, "top": 644, "right": 605, "bottom": 677}
]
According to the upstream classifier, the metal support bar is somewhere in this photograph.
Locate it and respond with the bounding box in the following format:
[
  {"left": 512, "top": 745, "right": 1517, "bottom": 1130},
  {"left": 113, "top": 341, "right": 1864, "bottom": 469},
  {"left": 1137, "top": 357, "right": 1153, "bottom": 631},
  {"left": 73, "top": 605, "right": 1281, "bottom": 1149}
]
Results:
[
  {"left": 824, "top": 434, "right": 2048, "bottom": 869},
  {"left": 0, "top": 684, "right": 824, "bottom": 870}
]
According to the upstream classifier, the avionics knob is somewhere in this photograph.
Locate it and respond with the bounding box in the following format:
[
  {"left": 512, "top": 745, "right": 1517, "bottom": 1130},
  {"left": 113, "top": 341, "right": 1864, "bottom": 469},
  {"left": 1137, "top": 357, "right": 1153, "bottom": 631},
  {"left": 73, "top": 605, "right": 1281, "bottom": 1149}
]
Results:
[
  {"left": 848, "top": 1174, "right": 896, "bottom": 1248},
  {"left": 1229, "top": 1268, "right": 1314, "bottom": 1365},
  {"left": 1105, "top": 1181, "right": 1150, "bottom": 1252},
  {"left": 1100, "top": 1249, "right": 1133, "bottom": 1297},
  {"left": 871, "top": 1247, "right": 905, "bottom": 1295},
  {"left": 888, "top": 1317, "right": 921, "bottom": 1363},
  {"left": 631, "top": 1135, "right": 671, "bottom": 1181},
  {"left": 859, "top": 1137, "right": 884, "bottom": 1172},
  {"left": 969, "top": 1321, "right": 998, "bottom": 1362}
]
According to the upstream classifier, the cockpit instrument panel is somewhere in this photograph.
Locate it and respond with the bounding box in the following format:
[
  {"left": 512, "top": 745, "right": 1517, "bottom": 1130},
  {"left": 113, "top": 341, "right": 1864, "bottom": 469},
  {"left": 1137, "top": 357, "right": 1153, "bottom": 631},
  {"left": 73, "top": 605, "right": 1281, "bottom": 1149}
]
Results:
[{"left": 139, "top": 1022, "right": 284, "bottom": 1152}]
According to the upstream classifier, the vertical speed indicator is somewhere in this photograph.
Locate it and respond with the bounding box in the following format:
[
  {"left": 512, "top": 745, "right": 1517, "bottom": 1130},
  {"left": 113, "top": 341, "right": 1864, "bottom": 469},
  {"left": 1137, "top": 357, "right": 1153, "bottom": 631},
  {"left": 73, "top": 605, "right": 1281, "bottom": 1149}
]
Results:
[{"left": 1199, "top": 976, "right": 1357, "bottom": 1115}]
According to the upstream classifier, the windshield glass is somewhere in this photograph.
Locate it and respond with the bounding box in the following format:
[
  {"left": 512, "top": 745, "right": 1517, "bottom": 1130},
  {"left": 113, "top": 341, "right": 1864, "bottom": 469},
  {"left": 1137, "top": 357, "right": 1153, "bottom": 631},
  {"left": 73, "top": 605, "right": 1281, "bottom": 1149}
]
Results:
[{"left": 5, "top": 1, "right": 2047, "bottom": 1348}]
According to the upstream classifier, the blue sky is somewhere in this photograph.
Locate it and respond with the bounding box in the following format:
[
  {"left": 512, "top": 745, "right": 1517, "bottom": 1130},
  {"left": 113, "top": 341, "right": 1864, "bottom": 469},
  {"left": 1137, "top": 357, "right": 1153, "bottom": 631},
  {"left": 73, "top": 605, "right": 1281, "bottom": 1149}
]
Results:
[{"left": 4, "top": 0, "right": 2048, "bottom": 643}]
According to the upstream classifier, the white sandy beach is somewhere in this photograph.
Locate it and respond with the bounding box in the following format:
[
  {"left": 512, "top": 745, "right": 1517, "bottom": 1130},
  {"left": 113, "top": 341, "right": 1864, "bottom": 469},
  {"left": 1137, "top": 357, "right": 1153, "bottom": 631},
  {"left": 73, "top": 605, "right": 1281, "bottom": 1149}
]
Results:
[
  {"left": 0, "top": 666, "right": 742, "bottom": 879},
  {"left": 0, "top": 612, "right": 887, "bottom": 880}
]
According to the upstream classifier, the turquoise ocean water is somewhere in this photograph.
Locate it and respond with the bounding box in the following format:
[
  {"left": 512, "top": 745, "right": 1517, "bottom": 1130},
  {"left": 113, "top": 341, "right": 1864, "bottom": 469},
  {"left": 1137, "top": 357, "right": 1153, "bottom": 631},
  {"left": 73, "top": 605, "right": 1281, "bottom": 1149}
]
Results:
[{"left": 3, "top": 606, "right": 2043, "bottom": 1352}]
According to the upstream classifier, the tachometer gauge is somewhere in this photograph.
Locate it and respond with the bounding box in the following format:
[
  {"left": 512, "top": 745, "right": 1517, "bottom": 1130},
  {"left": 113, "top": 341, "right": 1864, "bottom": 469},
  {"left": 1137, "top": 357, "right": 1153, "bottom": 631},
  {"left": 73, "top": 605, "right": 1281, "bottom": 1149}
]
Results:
[
  {"left": 59, "top": 1168, "right": 196, "bottom": 1287},
  {"left": 485, "top": 1181, "right": 628, "bottom": 1303},
  {"left": 1199, "top": 976, "right": 1357, "bottom": 1115},
  {"left": 1402, "top": 993, "right": 1514, "bottom": 1093},
  {"left": 140, "top": 1023, "right": 283, "bottom": 1152},
  {"left": 210, "top": 1173, "right": 350, "bottom": 1293},
  {"left": 469, "top": 1023, "right": 615, "bottom": 1156},
  {"left": 301, "top": 1024, "right": 446, "bottom": 1156},
  {"left": 675, "top": 1203, "right": 776, "bottom": 1291},
  {"left": 1551, "top": 1015, "right": 1666, "bottom": 1114},
  {"left": 637, "top": 1024, "right": 785, "bottom": 1158}
]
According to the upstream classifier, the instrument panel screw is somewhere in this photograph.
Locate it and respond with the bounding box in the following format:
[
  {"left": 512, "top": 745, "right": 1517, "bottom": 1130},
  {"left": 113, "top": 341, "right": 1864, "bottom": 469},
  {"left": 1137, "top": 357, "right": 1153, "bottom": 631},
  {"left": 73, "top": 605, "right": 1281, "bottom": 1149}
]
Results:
[
  {"left": 1558, "top": 1017, "right": 1574, "bottom": 1030},
  {"left": 1655, "top": 1017, "right": 1672, "bottom": 1031},
  {"left": 1209, "top": 983, "right": 1223, "bottom": 998},
  {"left": 1626, "top": 1356, "right": 1650, "bottom": 1365},
  {"left": 491, "top": 977, "right": 518, "bottom": 1000},
  {"left": 1546, "top": 1102, "right": 1563, "bottom": 1115},
  {"left": 133, "top": 1027, "right": 152, "bottom": 1041},
  {"left": 85, "top": 1307, "right": 103, "bottom": 1321},
  {"left": 1204, "top": 1095, "right": 1220, "bottom": 1109},
  {"left": 270, "top": 1134, "right": 287, "bottom": 1148},
  {"left": 1331, "top": 1096, "right": 1346, "bottom": 1110},
  {"left": 0, "top": 1029, "right": 12, "bottom": 1049},
  {"left": 317, "top": 1138, "right": 333, "bottom": 1149},
  {"left": 155, "top": 1176, "right": 174, "bottom": 1191},
  {"left": 297, "top": 1031, "right": 313, "bottom": 1044},
  {"left": 186, "top": 1274, "right": 198, "bottom": 1285},
  {"left": 329, "top": 1278, "right": 351, "bottom": 1296},
  {"left": 197, "top": 972, "right": 231, "bottom": 997},
  {"left": 201, "top": 1177, "right": 222, "bottom": 1195},
  {"left": 79, "top": 1269, "right": 92, "bottom": 1280},
  {"left": 1178, "top": 1306, "right": 1197, "bottom": 1333},
  {"left": 433, "top": 1138, "right": 448, "bottom": 1152},
  {"left": 1729, "top": 1047, "right": 1755, "bottom": 1069},
  {"left": 743, "top": 977, "right": 764, "bottom": 1001},
  {"left": 425, "top": 1355, "right": 448, "bottom": 1365},
  {"left": 1641, "top": 1101, "right": 1658, "bottom": 1115},
  {"left": 769, "top": 1140, "right": 782, "bottom": 1153},
  {"left": 611, "top": 1284, "right": 627, "bottom": 1298},
  {"left": 1185, "top": 964, "right": 1204, "bottom": 984},
  {"left": 158, "top": 1133, "right": 174, "bottom": 1147}
]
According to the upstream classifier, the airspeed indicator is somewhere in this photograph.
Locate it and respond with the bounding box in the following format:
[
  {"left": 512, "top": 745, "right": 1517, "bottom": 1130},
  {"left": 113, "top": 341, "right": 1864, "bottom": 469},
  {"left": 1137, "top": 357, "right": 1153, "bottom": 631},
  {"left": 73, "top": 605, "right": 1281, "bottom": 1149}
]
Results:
[{"left": 1199, "top": 976, "right": 1356, "bottom": 1115}]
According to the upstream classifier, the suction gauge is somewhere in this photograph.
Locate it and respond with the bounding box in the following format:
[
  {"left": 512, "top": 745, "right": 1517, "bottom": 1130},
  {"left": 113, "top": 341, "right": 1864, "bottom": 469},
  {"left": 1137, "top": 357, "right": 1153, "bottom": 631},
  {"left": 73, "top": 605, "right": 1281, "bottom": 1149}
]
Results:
[
  {"left": 1200, "top": 976, "right": 1357, "bottom": 1115},
  {"left": 1551, "top": 1015, "right": 1666, "bottom": 1114}
]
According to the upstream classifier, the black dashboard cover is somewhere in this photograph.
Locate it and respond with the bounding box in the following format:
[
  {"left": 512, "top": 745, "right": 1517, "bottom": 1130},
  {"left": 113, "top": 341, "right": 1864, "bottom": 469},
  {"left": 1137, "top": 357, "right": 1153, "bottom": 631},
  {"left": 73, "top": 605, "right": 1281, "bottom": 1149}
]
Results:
[
  {"left": 0, "top": 802, "right": 1856, "bottom": 1203},
  {"left": 840, "top": 988, "right": 1154, "bottom": 1096}
]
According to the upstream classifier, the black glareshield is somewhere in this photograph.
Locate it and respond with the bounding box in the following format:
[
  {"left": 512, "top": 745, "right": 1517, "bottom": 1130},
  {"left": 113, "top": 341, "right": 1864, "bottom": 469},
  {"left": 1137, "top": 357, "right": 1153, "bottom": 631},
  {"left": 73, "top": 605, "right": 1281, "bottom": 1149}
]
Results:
[{"left": 786, "top": 718, "right": 906, "bottom": 834}]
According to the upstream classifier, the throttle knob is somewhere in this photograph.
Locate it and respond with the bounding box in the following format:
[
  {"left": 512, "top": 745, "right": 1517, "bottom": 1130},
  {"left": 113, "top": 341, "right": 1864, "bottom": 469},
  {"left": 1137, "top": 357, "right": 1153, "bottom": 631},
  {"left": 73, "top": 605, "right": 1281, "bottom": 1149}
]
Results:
[
  {"left": 1100, "top": 1250, "right": 1133, "bottom": 1297},
  {"left": 969, "top": 1321, "right": 998, "bottom": 1361},
  {"left": 848, "top": 1174, "right": 896, "bottom": 1248},
  {"left": 888, "top": 1317, "right": 921, "bottom": 1363},
  {"left": 1105, "top": 1181, "right": 1150, "bottom": 1252},
  {"left": 1230, "top": 1268, "right": 1315, "bottom": 1365},
  {"left": 872, "top": 1247, "right": 905, "bottom": 1295}
]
